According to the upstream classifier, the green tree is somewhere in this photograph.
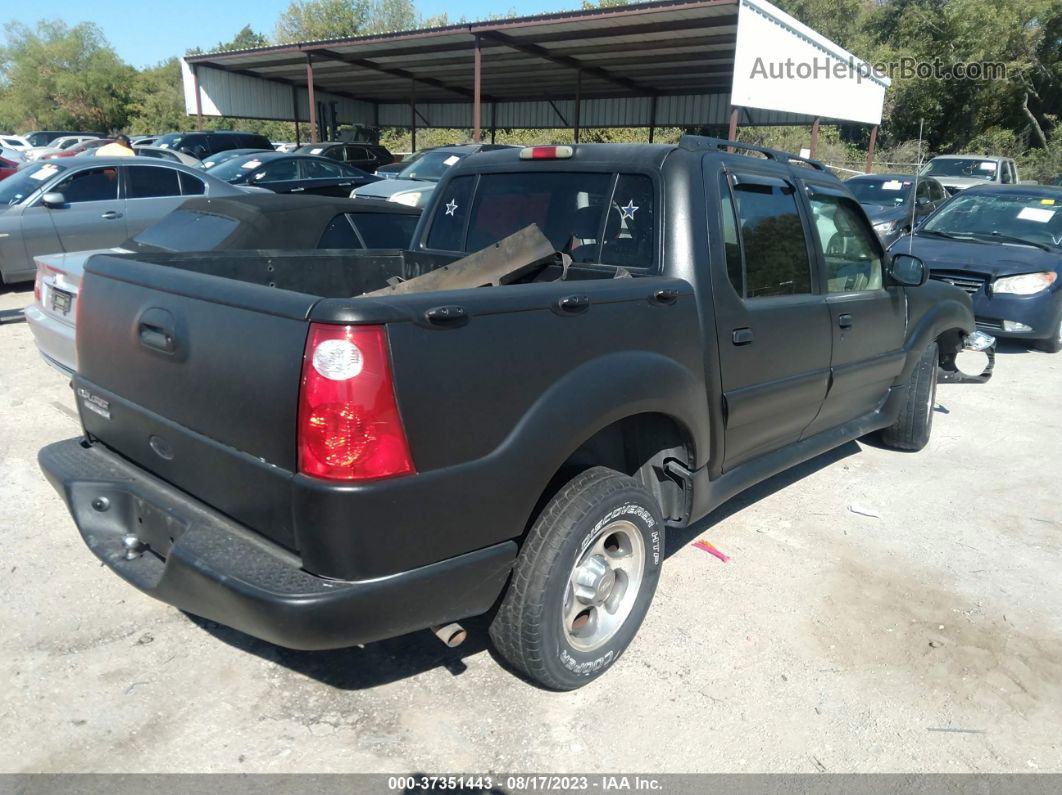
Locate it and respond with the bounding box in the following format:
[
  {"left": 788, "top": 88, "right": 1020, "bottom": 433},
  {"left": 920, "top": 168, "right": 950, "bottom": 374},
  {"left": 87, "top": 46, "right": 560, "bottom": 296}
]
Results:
[
  {"left": 275, "top": 0, "right": 370, "bottom": 43},
  {"left": 0, "top": 20, "right": 135, "bottom": 132},
  {"left": 126, "top": 57, "right": 188, "bottom": 135}
]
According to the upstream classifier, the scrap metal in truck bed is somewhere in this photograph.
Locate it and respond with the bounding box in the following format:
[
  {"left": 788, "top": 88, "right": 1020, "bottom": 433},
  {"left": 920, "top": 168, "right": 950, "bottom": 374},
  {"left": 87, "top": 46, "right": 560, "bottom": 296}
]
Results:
[{"left": 40, "top": 139, "right": 993, "bottom": 690}]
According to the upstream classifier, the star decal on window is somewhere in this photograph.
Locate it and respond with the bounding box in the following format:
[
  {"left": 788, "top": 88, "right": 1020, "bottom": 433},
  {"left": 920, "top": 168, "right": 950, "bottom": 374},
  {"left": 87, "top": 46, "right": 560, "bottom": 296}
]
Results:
[
  {"left": 445, "top": 199, "right": 458, "bottom": 216},
  {"left": 619, "top": 199, "right": 639, "bottom": 220}
]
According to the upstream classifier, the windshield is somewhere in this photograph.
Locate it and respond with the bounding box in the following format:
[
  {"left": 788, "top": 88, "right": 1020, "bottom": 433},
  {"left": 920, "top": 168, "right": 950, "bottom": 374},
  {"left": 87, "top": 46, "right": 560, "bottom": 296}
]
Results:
[
  {"left": 127, "top": 209, "right": 241, "bottom": 252},
  {"left": 921, "top": 158, "right": 998, "bottom": 180},
  {"left": 0, "top": 162, "right": 66, "bottom": 206},
  {"left": 154, "top": 133, "right": 185, "bottom": 150},
  {"left": 398, "top": 150, "right": 464, "bottom": 182},
  {"left": 26, "top": 133, "right": 55, "bottom": 147},
  {"left": 922, "top": 192, "right": 1062, "bottom": 249},
  {"left": 847, "top": 177, "right": 913, "bottom": 207},
  {"left": 205, "top": 155, "right": 266, "bottom": 183}
]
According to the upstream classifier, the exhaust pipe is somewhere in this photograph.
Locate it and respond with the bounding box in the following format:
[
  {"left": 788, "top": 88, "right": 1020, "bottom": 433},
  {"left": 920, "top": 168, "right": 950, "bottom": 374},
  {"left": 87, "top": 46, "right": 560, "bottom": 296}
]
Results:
[{"left": 431, "top": 622, "right": 466, "bottom": 648}]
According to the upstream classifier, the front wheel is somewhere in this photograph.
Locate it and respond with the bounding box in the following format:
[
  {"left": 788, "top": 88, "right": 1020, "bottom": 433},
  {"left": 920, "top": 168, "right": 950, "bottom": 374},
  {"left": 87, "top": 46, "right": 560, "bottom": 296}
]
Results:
[
  {"left": 880, "top": 341, "right": 938, "bottom": 451},
  {"left": 490, "top": 467, "right": 664, "bottom": 690}
]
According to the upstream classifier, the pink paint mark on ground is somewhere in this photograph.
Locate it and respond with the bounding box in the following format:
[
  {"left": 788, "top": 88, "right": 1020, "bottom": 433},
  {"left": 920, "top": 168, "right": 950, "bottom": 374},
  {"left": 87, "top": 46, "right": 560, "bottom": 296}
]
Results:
[{"left": 692, "top": 539, "right": 730, "bottom": 562}]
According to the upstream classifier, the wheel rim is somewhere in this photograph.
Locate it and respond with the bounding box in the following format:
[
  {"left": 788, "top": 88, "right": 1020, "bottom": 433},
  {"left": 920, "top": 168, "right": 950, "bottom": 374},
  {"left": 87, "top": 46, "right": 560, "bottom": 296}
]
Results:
[{"left": 561, "top": 519, "right": 645, "bottom": 653}]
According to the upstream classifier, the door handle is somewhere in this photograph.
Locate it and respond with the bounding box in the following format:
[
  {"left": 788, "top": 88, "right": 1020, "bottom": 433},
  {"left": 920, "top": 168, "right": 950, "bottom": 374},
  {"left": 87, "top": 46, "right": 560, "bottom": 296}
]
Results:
[
  {"left": 290, "top": 187, "right": 305, "bottom": 192},
  {"left": 101, "top": 211, "right": 122, "bottom": 220},
  {"left": 732, "top": 327, "right": 754, "bottom": 345},
  {"left": 338, "top": 182, "right": 352, "bottom": 187},
  {"left": 838, "top": 313, "right": 854, "bottom": 329}
]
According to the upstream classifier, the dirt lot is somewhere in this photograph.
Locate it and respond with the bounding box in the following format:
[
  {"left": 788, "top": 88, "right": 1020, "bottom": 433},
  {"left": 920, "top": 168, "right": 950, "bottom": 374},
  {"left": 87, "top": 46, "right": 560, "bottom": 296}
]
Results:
[{"left": 1, "top": 282, "right": 1060, "bottom": 774}]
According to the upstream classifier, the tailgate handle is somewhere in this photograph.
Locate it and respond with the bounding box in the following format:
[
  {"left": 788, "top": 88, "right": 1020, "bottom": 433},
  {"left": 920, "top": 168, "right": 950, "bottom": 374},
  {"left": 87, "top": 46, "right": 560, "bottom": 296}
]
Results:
[
  {"left": 556, "top": 294, "right": 590, "bottom": 314},
  {"left": 138, "top": 308, "right": 177, "bottom": 354}
]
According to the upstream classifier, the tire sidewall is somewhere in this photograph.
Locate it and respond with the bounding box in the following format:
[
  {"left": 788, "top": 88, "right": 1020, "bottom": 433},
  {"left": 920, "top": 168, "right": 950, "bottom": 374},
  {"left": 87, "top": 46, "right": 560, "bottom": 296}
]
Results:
[{"left": 539, "top": 488, "right": 664, "bottom": 688}]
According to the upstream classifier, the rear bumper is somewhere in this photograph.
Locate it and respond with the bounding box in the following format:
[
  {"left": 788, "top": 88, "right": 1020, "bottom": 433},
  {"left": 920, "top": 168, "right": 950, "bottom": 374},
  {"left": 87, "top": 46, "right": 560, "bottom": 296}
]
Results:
[
  {"left": 24, "top": 304, "right": 76, "bottom": 376},
  {"left": 39, "top": 438, "right": 516, "bottom": 651}
]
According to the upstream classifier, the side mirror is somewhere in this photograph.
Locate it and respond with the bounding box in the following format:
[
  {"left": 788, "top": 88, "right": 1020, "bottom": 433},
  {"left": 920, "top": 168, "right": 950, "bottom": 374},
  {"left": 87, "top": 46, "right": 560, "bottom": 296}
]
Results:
[
  {"left": 41, "top": 192, "right": 66, "bottom": 209},
  {"left": 888, "top": 253, "right": 928, "bottom": 287}
]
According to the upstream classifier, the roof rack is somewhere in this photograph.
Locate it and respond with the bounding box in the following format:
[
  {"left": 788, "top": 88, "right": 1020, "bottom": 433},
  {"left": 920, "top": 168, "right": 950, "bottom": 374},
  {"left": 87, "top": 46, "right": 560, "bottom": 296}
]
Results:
[{"left": 678, "top": 135, "right": 829, "bottom": 172}]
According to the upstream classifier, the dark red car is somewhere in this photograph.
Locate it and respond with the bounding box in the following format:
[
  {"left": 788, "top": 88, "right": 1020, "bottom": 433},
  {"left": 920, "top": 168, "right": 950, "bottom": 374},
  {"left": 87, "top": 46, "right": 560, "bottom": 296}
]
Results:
[
  {"left": 0, "top": 156, "right": 19, "bottom": 181},
  {"left": 40, "top": 139, "right": 113, "bottom": 159}
]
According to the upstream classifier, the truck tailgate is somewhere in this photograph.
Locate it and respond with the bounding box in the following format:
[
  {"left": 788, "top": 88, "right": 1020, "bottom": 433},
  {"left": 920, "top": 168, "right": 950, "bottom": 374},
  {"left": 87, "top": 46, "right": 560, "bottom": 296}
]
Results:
[{"left": 75, "top": 254, "right": 315, "bottom": 550}]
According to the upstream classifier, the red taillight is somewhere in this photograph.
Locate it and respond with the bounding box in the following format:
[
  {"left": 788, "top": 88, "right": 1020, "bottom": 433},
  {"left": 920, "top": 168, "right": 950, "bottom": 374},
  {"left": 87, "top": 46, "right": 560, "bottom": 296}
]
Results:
[
  {"left": 297, "top": 323, "right": 414, "bottom": 481},
  {"left": 33, "top": 266, "right": 42, "bottom": 304}
]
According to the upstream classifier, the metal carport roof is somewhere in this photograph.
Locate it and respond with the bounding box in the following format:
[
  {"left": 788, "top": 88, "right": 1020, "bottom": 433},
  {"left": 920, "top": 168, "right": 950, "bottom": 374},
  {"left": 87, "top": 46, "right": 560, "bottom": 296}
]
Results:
[{"left": 182, "top": 0, "right": 889, "bottom": 156}]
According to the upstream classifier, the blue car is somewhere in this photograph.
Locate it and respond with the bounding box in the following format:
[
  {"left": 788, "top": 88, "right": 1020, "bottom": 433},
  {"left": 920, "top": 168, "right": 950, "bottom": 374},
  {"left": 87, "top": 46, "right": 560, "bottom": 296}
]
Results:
[{"left": 890, "top": 184, "right": 1062, "bottom": 352}]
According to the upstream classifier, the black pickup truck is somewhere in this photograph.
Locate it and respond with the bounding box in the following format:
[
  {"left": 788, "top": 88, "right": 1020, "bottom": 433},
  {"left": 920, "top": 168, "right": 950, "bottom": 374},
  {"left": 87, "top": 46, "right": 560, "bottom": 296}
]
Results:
[{"left": 40, "top": 138, "right": 988, "bottom": 690}]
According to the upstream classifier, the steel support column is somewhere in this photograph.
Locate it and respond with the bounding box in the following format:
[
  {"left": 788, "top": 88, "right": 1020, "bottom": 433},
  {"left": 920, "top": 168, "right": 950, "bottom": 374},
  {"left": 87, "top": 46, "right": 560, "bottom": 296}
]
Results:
[
  {"left": 193, "top": 65, "right": 204, "bottom": 130},
  {"left": 291, "top": 86, "right": 300, "bottom": 146},
  {"left": 305, "top": 55, "right": 318, "bottom": 143},
  {"left": 727, "top": 105, "right": 739, "bottom": 152},
  {"left": 648, "top": 94, "right": 658, "bottom": 143},
  {"left": 473, "top": 34, "right": 482, "bottom": 144},
  {"left": 573, "top": 69, "right": 582, "bottom": 143},
  {"left": 410, "top": 80, "right": 417, "bottom": 152},
  {"left": 809, "top": 117, "right": 820, "bottom": 159},
  {"left": 865, "top": 125, "right": 878, "bottom": 173},
  {"left": 490, "top": 101, "right": 496, "bottom": 144}
]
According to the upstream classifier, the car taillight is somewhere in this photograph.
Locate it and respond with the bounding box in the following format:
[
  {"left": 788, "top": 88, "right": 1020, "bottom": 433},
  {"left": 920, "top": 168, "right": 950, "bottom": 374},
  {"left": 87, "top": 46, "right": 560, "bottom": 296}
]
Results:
[
  {"left": 519, "top": 145, "right": 574, "bottom": 160},
  {"left": 297, "top": 323, "right": 414, "bottom": 481},
  {"left": 33, "top": 266, "right": 43, "bottom": 304}
]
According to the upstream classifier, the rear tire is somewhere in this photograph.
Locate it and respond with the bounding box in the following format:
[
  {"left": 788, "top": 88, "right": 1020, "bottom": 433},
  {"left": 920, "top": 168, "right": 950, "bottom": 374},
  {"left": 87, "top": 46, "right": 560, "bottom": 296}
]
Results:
[
  {"left": 1034, "top": 319, "right": 1062, "bottom": 353},
  {"left": 490, "top": 467, "right": 664, "bottom": 691},
  {"left": 880, "top": 341, "right": 938, "bottom": 452}
]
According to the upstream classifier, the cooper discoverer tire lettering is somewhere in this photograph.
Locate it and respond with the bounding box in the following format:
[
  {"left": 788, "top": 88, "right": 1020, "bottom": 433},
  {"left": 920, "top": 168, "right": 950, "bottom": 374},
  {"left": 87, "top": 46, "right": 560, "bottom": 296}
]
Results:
[{"left": 489, "top": 467, "right": 665, "bottom": 690}]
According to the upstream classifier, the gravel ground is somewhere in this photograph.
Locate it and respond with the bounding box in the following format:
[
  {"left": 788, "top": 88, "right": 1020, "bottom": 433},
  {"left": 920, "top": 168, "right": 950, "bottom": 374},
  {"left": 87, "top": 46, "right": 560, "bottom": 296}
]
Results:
[{"left": 1, "top": 282, "right": 1060, "bottom": 774}]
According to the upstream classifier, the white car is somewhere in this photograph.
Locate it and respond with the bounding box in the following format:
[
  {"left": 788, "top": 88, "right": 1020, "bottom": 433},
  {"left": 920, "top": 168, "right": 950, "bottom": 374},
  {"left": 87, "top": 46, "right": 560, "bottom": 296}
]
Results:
[
  {"left": 23, "top": 135, "right": 100, "bottom": 162},
  {"left": 273, "top": 142, "right": 298, "bottom": 152},
  {"left": 0, "top": 134, "right": 31, "bottom": 152}
]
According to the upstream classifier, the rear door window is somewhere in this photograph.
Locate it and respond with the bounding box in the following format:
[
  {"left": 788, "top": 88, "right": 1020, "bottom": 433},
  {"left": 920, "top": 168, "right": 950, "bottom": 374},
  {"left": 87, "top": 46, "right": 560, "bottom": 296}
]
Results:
[
  {"left": 301, "top": 158, "right": 344, "bottom": 179},
  {"left": 127, "top": 165, "right": 181, "bottom": 199},
  {"left": 728, "top": 174, "right": 812, "bottom": 297}
]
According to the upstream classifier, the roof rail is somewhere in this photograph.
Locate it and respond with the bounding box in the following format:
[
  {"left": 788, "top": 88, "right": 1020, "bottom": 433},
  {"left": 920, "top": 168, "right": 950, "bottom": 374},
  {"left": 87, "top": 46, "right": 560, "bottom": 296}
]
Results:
[{"left": 678, "top": 135, "right": 829, "bottom": 172}]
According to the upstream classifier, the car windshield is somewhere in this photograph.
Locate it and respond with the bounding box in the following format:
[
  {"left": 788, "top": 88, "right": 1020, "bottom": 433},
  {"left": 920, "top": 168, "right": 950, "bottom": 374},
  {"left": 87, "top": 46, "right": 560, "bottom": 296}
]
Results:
[
  {"left": 922, "top": 192, "right": 1062, "bottom": 249},
  {"left": 26, "top": 133, "right": 54, "bottom": 147},
  {"left": 397, "top": 150, "right": 464, "bottom": 182},
  {"left": 0, "top": 162, "right": 66, "bottom": 206},
  {"left": 205, "top": 155, "right": 268, "bottom": 183},
  {"left": 921, "top": 158, "right": 999, "bottom": 180},
  {"left": 847, "top": 177, "right": 913, "bottom": 207},
  {"left": 126, "top": 209, "right": 241, "bottom": 252},
  {"left": 154, "top": 134, "right": 184, "bottom": 150}
]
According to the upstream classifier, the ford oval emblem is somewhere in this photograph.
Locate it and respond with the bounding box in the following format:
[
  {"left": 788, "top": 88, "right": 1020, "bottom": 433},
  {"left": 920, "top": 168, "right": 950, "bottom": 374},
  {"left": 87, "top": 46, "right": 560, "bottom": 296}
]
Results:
[{"left": 148, "top": 435, "right": 175, "bottom": 461}]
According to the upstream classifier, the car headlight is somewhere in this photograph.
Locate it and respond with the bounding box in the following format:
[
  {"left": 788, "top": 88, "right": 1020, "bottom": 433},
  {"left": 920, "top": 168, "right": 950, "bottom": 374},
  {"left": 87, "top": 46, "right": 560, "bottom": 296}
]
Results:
[
  {"left": 992, "top": 272, "right": 1057, "bottom": 295},
  {"left": 388, "top": 191, "right": 422, "bottom": 207}
]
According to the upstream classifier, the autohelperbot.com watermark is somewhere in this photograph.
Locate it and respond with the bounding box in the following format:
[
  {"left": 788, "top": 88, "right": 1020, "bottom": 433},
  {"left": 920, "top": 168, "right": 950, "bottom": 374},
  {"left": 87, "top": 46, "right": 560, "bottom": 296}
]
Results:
[{"left": 749, "top": 55, "right": 1008, "bottom": 83}]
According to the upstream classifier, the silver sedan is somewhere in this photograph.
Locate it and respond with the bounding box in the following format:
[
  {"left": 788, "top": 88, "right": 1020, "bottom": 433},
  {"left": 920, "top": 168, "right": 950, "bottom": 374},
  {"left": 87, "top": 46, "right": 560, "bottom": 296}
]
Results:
[{"left": 0, "top": 156, "right": 251, "bottom": 285}]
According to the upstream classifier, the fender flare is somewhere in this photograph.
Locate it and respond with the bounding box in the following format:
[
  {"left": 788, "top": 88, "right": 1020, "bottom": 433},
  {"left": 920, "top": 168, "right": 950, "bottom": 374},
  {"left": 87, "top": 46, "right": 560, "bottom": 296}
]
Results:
[{"left": 899, "top": 295, "right": 973, "bottom": 383}]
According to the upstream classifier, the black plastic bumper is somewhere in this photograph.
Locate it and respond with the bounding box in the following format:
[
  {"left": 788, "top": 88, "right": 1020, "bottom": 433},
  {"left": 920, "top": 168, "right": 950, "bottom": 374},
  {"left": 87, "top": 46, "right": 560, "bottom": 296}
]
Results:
[{"left": 39, "top": 438, "right": 516, "bottom": 651}]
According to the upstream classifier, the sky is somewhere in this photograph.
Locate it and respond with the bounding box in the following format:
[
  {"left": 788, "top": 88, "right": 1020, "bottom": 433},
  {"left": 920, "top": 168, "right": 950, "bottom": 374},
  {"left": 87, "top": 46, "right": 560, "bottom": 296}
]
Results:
[{"left": 4, "top": 0, "right": 585, "bottom": 69}]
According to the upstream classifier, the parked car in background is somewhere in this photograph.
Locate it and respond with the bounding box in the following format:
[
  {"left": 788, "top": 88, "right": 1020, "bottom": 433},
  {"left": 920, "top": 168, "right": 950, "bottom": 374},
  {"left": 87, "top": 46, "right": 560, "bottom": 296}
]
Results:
[
  {"left": 23, "top": 135, "right": 100, "bottom": 162},
  {"left": 273, "top": 142, "right": 298, "bottom": 152},
  {"left": 374, "top": 147, "right": 441, "bottom": 179},
  {"left": 133, "top": 146, "right": 201, "bottom": 167},
  {"left": 0, "top": 157, "right": 254, "bottom": 285},
  {"left": 845, "top": 173, "right": 948, "bottom": 247},
  {"left": 0, "top": 155, "right": 19, "bottom": 181},
  {"left": 352, "top": 144, "right": 513, "bottom": 207},
  {"left": 23, "top": 131, "right": 105, "bottom": 148},
  {"left": 27, "top": 193, "right": 420, "bottom": 374},
  {"left": 890, "top": 184, "right": 1062, "bottom": 351},
  {"left": 199, "top": 148, "right": 273, "bottom": 170},
  {"left": 1, "top": 134, "right": 32, "bottom": 152},
  {"left": 1, "top": 146, "right": 24, "bottom": 164},
  {"left": 920, "top": 154, "right": 1021, "bottom": 195},
  {"left": 131, "top": 135, "right": 159, "bottom": 147},
  {"left": 205, "top": 152, "right": 380, "bottom": 196},
  {"left": 294, "top": 141, "right": 394, "bottom": 172},
  {"left": 154, "top": 131, "right": 274, "bottom": 160},
  {"left": 39, "top": 138, "right": 114, "bottom": 160}
]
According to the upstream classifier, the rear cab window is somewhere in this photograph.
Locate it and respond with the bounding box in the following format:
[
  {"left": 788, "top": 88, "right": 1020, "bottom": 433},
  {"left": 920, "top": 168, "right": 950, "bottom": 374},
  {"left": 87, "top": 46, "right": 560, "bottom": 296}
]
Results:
[{"left": 424, "top": 170, "right": 658, "bottom": 270}]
